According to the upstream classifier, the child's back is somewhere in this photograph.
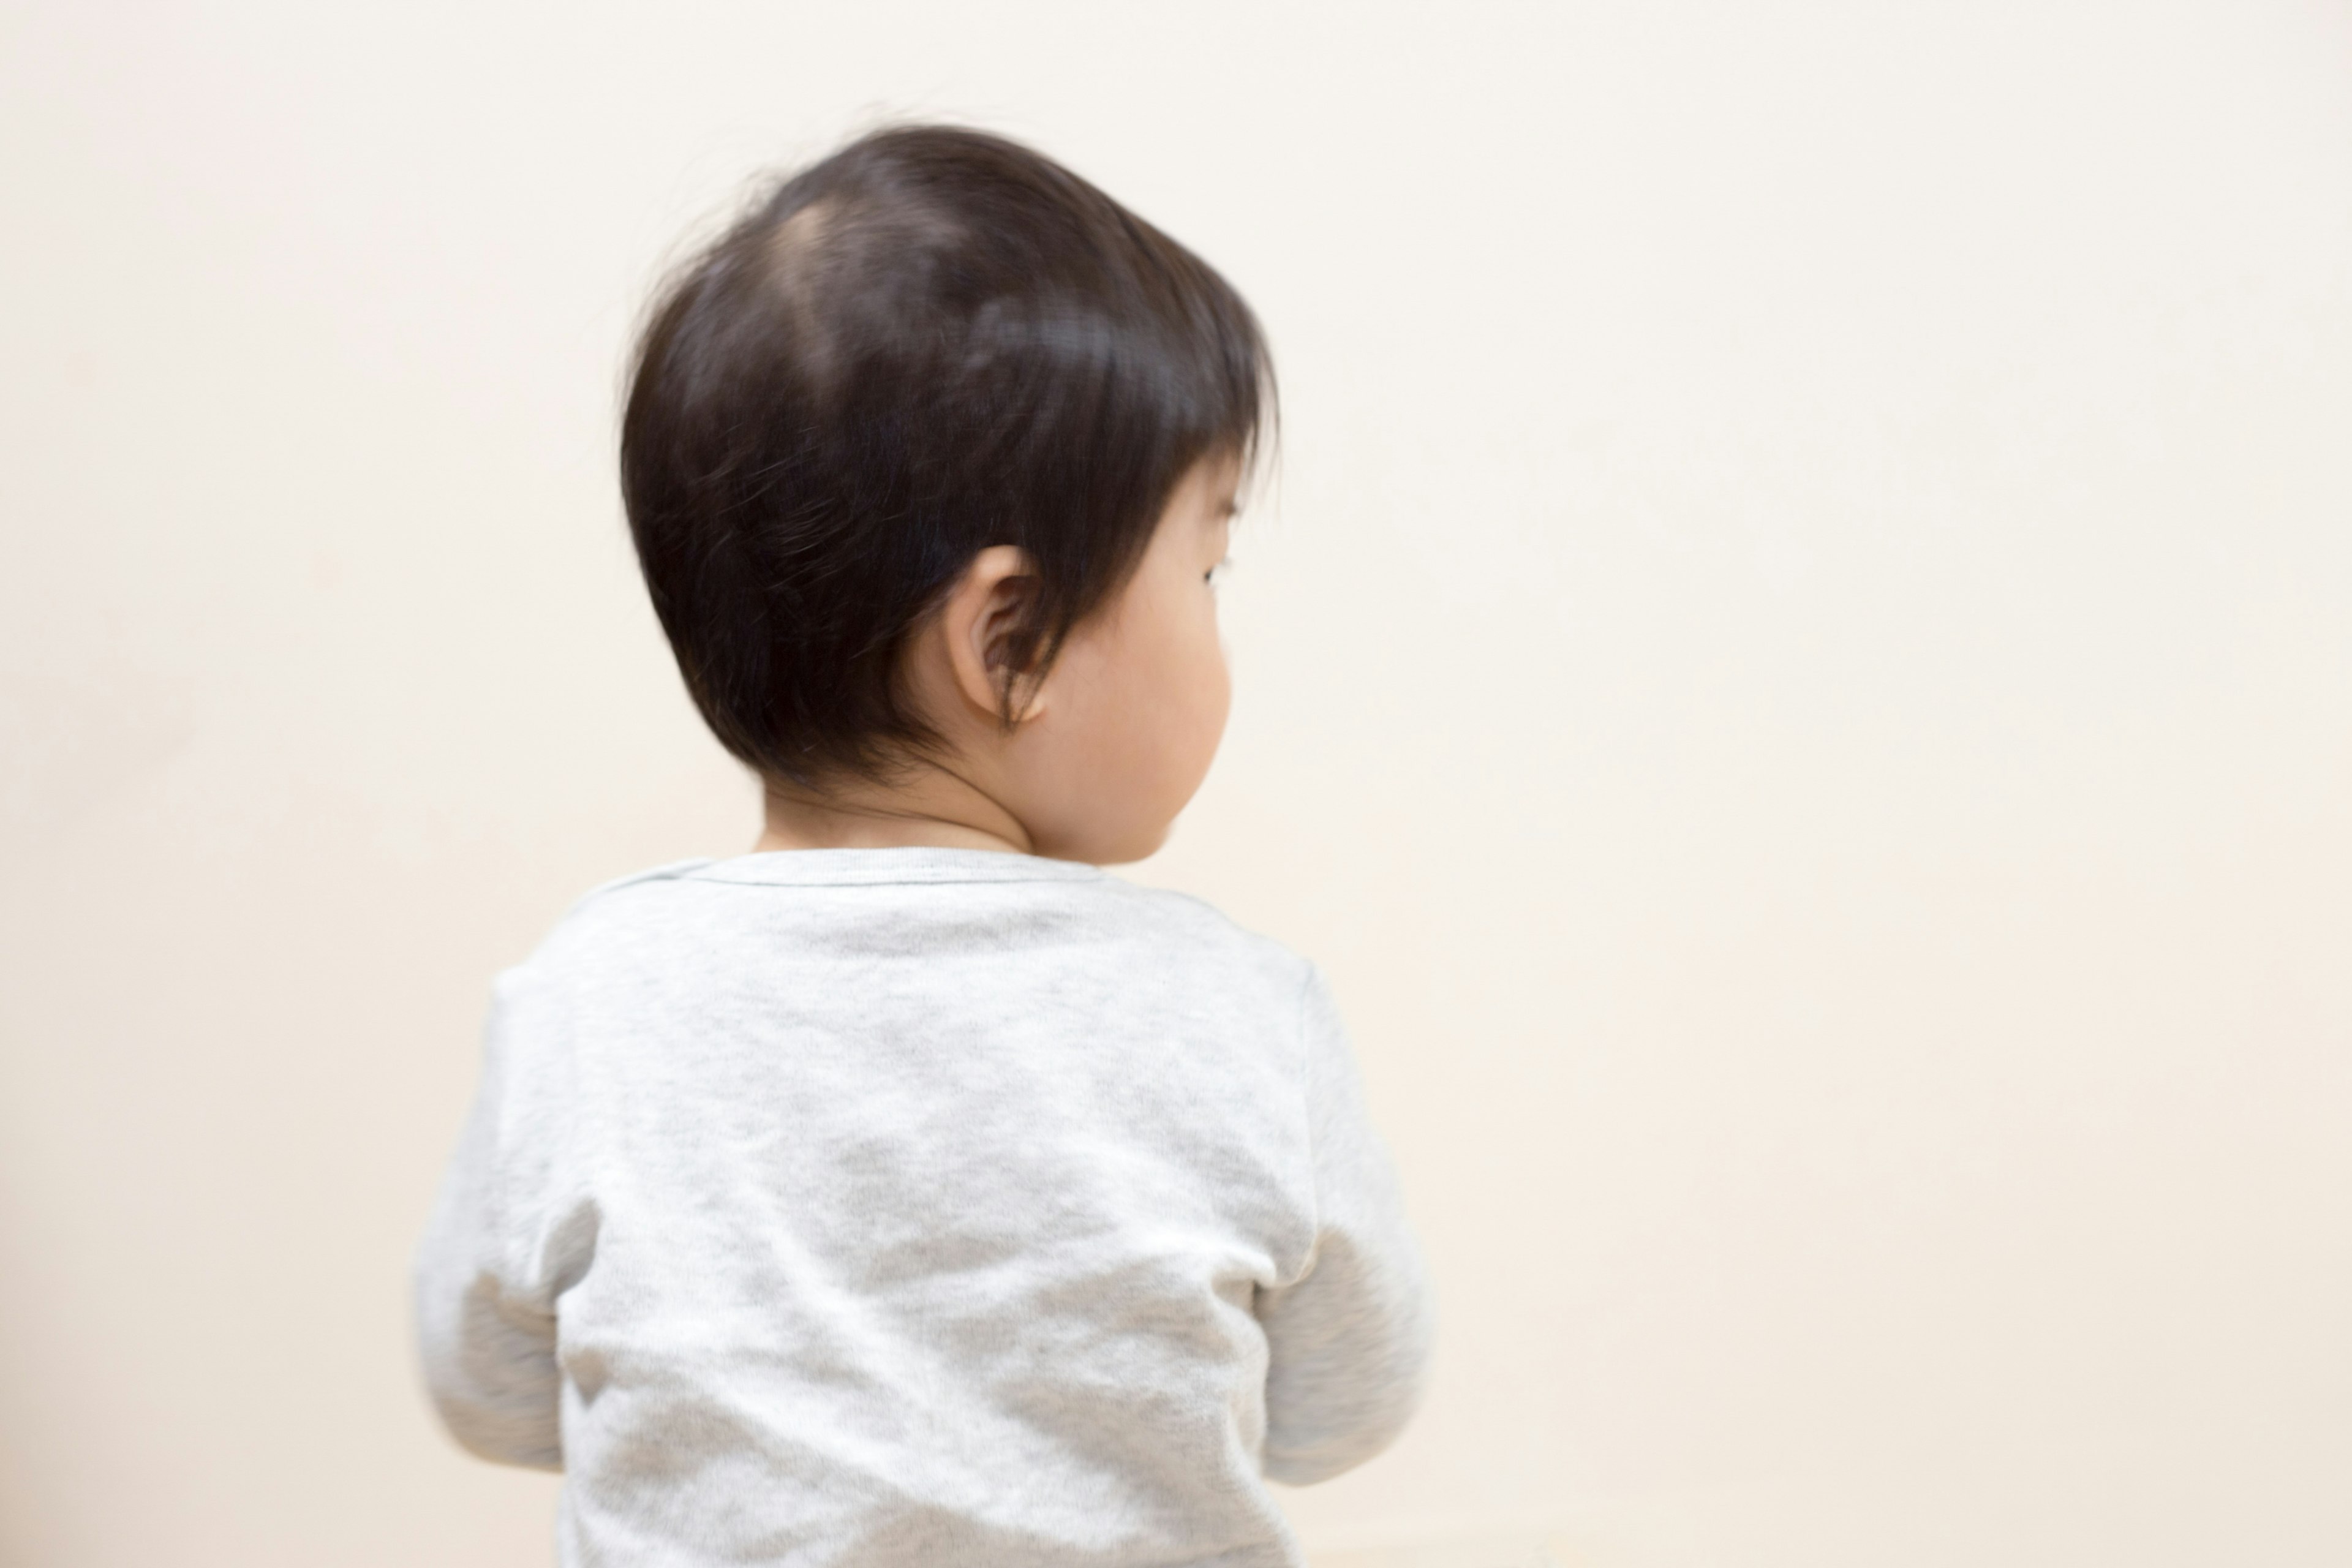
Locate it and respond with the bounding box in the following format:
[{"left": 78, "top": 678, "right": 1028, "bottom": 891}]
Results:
[{"left": 419, "top": 849, "right": 1427, "bottom": 1564}]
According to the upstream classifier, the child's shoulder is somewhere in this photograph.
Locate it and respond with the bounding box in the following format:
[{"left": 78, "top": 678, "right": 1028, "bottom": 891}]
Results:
[
  {"left": 546, "top": 856, "right": 720, "bottom": 933},
  {"left": 1070, "top": 878, "right": 1329, "bottom": 1035},
  {"left": 493, "top": 858, "right": 718, "bottom": 984},
  {"left": 1093, "top": 875, "right": 1310, "bottom": 977}
]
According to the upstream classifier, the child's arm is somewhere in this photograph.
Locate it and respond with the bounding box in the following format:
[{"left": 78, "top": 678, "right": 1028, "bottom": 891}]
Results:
[
  {"left": 411, "top": 979, "right": 581, "bottom": 1470},
  {"left": 1254, "top": 970, "right": 1436, "bottom": 1485}
]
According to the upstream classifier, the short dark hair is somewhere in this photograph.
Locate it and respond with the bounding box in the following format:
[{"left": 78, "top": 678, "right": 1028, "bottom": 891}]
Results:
[{"left": 620, "top": 124, "right": 1272, "bottom": 788}]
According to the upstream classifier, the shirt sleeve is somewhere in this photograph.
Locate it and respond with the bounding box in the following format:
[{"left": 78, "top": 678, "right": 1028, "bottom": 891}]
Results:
[
  {"left": 1255, "top": 967, "right": 1436, "bottom": 1485},
  {"left": 411, "top": 975, "right": 592, "bottom": 1471}
]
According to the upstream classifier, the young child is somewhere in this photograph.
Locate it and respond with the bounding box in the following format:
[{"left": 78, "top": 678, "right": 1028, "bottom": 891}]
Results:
[{"left": 415, "top": 125, "right": 1433, "bottom": 1567}]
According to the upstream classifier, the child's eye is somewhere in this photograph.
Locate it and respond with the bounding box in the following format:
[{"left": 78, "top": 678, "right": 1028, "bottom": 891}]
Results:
[{"left": 1205, "top": 560, "right": 1230, "bottom": 587}]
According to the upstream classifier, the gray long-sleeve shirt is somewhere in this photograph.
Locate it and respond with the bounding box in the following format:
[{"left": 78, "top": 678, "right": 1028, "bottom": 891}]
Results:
[{"left": 413, "top": 848, "right": 1433, "bottom": 1567}]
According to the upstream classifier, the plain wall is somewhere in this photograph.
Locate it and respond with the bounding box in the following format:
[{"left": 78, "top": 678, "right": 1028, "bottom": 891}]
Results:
[{"left": 4, "top": 2, "right": 2349, "bottom": 1564}]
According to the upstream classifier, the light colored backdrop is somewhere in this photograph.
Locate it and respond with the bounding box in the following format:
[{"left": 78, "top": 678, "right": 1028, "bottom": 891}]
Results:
[{"left": 4, "top": 2, "right": 2349, "bottom": 1564}]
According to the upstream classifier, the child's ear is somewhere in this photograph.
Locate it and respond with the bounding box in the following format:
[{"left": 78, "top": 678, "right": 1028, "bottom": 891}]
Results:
[{"left": 943, "top": 545, "right": 1051, "bottom": 726}]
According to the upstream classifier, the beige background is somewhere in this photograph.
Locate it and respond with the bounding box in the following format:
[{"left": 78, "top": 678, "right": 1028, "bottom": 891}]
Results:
[{"left": 4, "top": 2, "right": 2350, "bottom": 1564}]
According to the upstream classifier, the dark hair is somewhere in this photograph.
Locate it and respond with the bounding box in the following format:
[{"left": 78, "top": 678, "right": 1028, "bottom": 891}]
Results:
[{"left": 620, "top": 124, "right": 1272, "bottom": 788}]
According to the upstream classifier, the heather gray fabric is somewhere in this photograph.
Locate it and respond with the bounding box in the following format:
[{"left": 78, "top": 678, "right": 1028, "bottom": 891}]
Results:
[{"left": 414, "top": 848, "right": 1433, "bottom": 1568}]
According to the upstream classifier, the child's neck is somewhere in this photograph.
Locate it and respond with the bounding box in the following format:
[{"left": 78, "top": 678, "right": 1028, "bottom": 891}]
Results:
[{"left": 754, "top": 764, "right": 1036, "bottom": 857}]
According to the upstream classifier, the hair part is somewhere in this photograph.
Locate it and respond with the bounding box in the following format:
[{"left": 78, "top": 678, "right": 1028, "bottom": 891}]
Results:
[{"left": 620, "top": 124, "right": 1273, "bottom": 788}]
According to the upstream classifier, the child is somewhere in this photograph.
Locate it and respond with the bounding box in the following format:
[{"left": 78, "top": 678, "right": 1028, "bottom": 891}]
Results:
[{"left": 415, "top": 125, "right": 1432, "bottom": 1567}]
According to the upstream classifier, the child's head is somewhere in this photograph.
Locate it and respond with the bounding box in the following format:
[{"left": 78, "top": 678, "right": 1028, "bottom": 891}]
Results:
[{"left": 622, "top": 125, "right": 1271, "bottom": 863}]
